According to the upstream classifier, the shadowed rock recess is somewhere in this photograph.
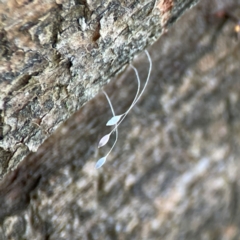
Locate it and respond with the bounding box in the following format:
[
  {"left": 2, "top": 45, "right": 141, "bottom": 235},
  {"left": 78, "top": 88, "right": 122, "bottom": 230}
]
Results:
[
  {"left": 0, "top": 0, "right": 198, "bottom": 178},
  {"left": 1, "top": 0, "right": 240, "bottom": 239}
]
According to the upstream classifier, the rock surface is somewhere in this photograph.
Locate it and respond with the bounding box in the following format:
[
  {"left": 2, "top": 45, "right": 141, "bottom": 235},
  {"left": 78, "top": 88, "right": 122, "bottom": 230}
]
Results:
[
  {"left": 0, "top": 0, "right": 198, "bottom": 177},
  {"left": 1, "top": 0, "right": 240, "bottom": 239}
]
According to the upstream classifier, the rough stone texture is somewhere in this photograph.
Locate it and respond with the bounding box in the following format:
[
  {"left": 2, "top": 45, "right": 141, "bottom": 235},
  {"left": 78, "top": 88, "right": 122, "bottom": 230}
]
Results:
[
  {"left": 0, "top": 0, "right": 198, "bottom": 178},
  {"left": 1, "top": 0, "right": 240, "bottom": 239}
]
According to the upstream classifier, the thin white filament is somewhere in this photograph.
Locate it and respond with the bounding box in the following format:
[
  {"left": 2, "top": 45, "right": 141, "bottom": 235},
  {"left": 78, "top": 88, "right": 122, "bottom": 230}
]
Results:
[
  {"left": 105, "top": 64, "right": 141, "bottom": 126},
  {"left": 108, "top": 50, "right": 152, "bottom": 136},
  {"left": 102, "top": 91, "right": 118, "bottom": 158},
  {"left": 96, "top": 50, "right": 152, "bottom": 168},
  {"left": 128, "top": 64, "right": 141, "bottom": 108}
]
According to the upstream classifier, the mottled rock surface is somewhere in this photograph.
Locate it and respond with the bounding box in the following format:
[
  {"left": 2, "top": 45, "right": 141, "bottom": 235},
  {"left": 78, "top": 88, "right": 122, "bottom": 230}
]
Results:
[
  {"left": 0, "top": 0, "right": 198, "bottom": 177},
  {"left": 1, "top": 0, "right": 240, "bottom": 239}
]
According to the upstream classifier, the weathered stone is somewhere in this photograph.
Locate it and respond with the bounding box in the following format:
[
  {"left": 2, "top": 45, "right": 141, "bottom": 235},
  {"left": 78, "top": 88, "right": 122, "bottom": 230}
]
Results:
[
  {"left": 0, "top": 0, "right": 198, "bottom": 178},
  {"left": 2, "top": 0, "right": 240, "bottom": 239}
]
